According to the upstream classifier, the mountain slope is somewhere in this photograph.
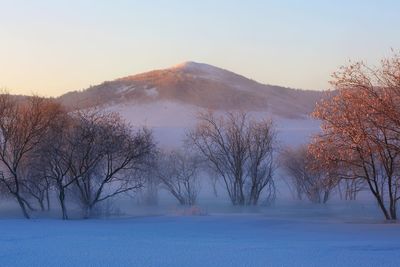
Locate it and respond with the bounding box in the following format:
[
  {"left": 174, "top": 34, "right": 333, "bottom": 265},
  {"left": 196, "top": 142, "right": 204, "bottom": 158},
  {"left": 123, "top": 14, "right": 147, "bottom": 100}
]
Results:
[{"left": 59, "top": 61, "right": 324, "bottom": 119}]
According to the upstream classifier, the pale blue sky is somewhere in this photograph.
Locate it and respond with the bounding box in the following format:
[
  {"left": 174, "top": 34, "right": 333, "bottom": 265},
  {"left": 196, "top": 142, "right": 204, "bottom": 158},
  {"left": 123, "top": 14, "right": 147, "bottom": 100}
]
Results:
[{"left": 0, "top": 0, "right": 399, "bottom": 96}]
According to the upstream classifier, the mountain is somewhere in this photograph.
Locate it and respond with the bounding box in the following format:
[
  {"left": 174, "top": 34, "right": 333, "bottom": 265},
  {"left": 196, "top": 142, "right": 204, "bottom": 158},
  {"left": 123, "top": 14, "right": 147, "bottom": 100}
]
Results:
[{"left": 59, "top": 61, "right": 324, "bottom": 119}]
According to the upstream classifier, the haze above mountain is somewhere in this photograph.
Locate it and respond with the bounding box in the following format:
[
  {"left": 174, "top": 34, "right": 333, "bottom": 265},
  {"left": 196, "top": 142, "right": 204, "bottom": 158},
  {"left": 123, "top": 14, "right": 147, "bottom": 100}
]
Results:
[{"left": 59, "top": 61, "right": 324, "bottom": 119}]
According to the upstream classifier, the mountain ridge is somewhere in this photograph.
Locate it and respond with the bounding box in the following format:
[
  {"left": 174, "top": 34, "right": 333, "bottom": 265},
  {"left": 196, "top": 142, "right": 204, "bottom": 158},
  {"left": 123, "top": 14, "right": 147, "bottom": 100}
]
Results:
[{"left": 59, "top": 61, "right": 325, "bottom": 119}]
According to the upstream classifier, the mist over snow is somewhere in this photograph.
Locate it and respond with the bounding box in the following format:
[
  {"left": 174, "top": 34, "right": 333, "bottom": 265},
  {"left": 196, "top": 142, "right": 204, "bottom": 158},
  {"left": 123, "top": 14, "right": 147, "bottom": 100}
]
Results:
[{"left": 107, "top": 100, "right": 321, "bottom": 148}]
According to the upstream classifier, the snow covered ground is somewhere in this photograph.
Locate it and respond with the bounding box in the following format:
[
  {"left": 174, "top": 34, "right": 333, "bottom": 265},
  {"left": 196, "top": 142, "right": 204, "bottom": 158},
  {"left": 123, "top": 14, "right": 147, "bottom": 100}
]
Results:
[{"left": 1, "top": 203, "right": 400, "bottom": 267}]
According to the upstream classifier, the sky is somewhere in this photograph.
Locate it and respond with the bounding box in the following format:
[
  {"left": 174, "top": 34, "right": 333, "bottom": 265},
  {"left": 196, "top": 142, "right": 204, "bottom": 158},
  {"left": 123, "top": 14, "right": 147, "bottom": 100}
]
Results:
[{"left": 0, "top": 0, "right": 399, "bottom": 97}]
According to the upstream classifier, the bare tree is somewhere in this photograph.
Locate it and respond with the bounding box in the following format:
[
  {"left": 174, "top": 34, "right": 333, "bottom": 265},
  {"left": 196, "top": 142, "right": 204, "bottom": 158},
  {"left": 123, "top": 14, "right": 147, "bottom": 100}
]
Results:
[
  {"left": 20, "top": 158, "right": 52, "bottom": 211},
  {"left": 70, "top": 111, "right": 156, "bottom": 218},
  {"left": 36, "top": 111, "right": 75, "bottom": 219},
  {"left": 157, "top": 149, "right": 201, "bottom": 205},
  {"left": 0, "top": 93, "right": 63, "bottom": 218},
  {"left": 188, "top": 111, "right": 276, "bottom": 205},
  {"left": 246, "top": 119, "right": 276, "bottom": 205},
  {"left": 281, "top": 146, "right": 338, "bottom": 204},
  {"left": 142, "top": 173, "right": 160, "bottom": 206},
  {"left": 337, "top": 175, "right": 365, "bottom": 201}
]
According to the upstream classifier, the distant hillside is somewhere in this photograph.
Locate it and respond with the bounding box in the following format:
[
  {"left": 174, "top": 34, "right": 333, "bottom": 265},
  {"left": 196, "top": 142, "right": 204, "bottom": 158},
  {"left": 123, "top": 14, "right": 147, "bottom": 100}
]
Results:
[{"left": 59, "top": 61, "right": 324, "bottom": 119}]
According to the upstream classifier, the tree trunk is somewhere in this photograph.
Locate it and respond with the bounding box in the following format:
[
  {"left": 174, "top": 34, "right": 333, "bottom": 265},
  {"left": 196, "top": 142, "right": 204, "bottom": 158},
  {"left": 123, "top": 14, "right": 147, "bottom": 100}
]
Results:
[
  {"left": 84, "top": 205, "right": 93, "bottom": 219},
  {"left": 389, "top": 201, "right": 397, "bottom": 221},
  {"left": 374, "top": 194, "right": 391, "bottom": 220},
  {"left": 16, "top": 195, "right": 30, "bottom": 219},
  {"left": 46, "top": 189, "right": 51, "bottom": 211},
  {"left": 59, "top": 190, "right": 68, "bottom": 220},
  {"left": 38, "top": 199, "right": 45, "bottom": 211},
  {"left": 322, "top": 191, "right": 330, "bottom": 204}
]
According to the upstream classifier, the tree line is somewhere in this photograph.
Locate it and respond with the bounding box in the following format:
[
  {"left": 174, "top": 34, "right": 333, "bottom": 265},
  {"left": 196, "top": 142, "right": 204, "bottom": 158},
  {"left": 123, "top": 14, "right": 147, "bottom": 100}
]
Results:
[
  {"left": 0, "top": 94, "right": 156, "bottom": 219},
  {"left": 0, "top": 93, "right": 278, "bottom": 219},
  {"left": 0, "top": 53, "right": 399, "bottom": 221}
]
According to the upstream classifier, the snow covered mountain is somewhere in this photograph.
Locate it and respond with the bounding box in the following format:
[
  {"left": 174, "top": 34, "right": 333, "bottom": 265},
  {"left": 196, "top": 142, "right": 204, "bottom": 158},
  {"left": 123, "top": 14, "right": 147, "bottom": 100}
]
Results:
[
  {"left": 59, "top": 61, "right": 323, "bottom": 119},
  {"left": 58, "top": 62, "right": 324, "bottom": 146}
]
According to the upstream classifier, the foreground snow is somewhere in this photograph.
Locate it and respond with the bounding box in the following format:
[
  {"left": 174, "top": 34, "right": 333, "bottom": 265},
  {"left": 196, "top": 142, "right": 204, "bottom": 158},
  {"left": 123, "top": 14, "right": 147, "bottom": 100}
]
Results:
[{"left": 1, "top": 213, "right": 399, "bottom": 267}]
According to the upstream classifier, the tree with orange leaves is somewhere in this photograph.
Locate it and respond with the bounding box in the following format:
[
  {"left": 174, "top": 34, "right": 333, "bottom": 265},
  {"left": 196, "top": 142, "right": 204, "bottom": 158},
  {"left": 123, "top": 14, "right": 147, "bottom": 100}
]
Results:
[{"left": 310, "top": 52, "right": 400, "bottom": 220}]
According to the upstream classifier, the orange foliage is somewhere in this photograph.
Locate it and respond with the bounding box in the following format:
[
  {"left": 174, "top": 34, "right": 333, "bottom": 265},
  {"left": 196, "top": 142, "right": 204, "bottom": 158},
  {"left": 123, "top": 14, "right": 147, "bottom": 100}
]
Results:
[{"left": 309, "top": 53, "right": 400, "bottom": 220}]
